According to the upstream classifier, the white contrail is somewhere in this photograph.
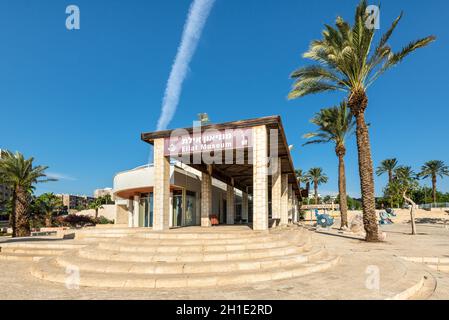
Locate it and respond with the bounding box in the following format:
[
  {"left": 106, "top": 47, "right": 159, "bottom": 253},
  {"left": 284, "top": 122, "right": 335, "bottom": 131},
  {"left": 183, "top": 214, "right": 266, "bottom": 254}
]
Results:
[{"left": 156, "top": 0, "right": 216, "bottom": 131}]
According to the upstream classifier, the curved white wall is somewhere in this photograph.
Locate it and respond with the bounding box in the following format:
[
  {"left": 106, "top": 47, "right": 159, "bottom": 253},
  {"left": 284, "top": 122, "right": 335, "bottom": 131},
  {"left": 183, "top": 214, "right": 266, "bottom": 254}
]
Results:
[{"left": 113, "top": 165, "right": 176, "bottom": 197}]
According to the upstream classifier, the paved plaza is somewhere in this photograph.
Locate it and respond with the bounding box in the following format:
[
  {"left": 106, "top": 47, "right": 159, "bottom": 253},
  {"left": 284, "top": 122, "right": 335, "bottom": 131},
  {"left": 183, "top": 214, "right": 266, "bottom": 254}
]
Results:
[{"left": 0, "top": 221, "right": 448, "bottom": 300}]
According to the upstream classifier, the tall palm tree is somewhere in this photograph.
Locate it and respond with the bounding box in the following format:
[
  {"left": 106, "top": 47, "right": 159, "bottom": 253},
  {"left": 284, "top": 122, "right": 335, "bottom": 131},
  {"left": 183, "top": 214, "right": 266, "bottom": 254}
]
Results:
[
  {"left": 294, "top": 169, "right": 309, "bottom": 189},
  {"left": 376, "top": 158, "right": 399, "bottom": 183},
  {"left": 0, "top": 151, "right": 55, "bottom": 237},
  {"left": 419, "top": 160, "right": 449, "bottom": 203},
  {"left": 377, "top": 158, "right": 399, "bottom": 208},
  {"left": 303, "top": 102, "right": 355, "bottom": 228},
  {"left": 288, "top": 1, "right": 435, "bottom": 241},
  {"left": 307, "top": 168, "right": 328, "bottom": 205}
]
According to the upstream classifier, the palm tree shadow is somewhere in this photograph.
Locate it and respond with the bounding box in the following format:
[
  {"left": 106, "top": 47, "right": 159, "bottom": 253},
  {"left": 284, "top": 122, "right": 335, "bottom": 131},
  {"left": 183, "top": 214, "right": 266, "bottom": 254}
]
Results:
[
  {"left": 415, "top": 218, "right": 449, "bottom": 225},
  {"left": 315, "top": 229, "right": 366, "bottom": 242},
  {"left": 0, "top": 237, "right": 72, "bottom": 244}
]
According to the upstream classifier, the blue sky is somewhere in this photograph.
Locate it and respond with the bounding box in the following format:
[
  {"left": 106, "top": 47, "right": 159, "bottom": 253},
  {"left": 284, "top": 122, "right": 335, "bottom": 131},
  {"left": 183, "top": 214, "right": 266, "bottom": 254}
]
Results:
[{"left": 1, "top": 0, "right": 448, "bottom": 197}]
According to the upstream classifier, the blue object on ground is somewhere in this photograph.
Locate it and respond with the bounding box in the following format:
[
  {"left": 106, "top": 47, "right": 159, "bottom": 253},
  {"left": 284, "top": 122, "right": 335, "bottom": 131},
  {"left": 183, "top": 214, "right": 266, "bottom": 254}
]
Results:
[
  {"left": 379, "top": 211, "right": 393, "bottom": 225},
  {"left": 314, "top": 210, "right": 334, "bottom": 228}
]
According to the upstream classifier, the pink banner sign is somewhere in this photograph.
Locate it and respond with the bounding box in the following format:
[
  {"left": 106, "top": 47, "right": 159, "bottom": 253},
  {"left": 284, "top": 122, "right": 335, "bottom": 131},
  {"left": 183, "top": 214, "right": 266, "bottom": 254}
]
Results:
[{"left": 164, "top": 128, "right": 253, "bottom": 156}]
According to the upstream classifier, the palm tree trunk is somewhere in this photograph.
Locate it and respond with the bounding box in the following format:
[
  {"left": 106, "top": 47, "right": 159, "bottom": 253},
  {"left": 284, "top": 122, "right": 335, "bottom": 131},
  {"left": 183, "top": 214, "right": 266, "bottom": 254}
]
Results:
[
  {"left": 14, "top": 186, "right": 31, "bottom": 237},
  {"left": 403, "top": 191, "right": 417, "bottom": 235},
  {"left": 388, "top": 170, "right": 394, "bottom": 208},
  {"left": 45, "top": 212, "right": 52, "bottom": 227},
  {"left": 432, "top": 175, "right": 437, "bottom": 204},
  {"left": 337, "top": 153, "right": 348, "bottom": 229},
  {"left": 349, "top": 90, "right": 379, "bottom": 242},
  {"left": 314, "top": 180, "right": 318, "bottom": 205},
  {"left": 10, "top": 192, "right": 17, "bottom": 237}
]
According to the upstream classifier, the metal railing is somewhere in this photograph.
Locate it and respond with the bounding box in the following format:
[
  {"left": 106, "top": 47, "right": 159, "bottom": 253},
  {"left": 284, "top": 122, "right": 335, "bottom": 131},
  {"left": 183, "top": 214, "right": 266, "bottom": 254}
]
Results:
[{"left": 418, "top": 202, "right": 449, "bottom": 210}]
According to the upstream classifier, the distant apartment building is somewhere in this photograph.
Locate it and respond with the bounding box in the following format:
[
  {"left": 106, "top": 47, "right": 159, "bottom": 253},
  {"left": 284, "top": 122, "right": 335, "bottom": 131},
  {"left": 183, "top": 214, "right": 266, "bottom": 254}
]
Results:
[
  {"left": 0, "top": 184, "right": 12, "bottom": 213},
  {"left": 94, "top": 188, "right": 113, "bottom": 198},
  {"left": 0, "top": 149, "right": 12, "bottom": 213},
  {"left": 56, "top": 194, "right": 95, "bottom": 211}
]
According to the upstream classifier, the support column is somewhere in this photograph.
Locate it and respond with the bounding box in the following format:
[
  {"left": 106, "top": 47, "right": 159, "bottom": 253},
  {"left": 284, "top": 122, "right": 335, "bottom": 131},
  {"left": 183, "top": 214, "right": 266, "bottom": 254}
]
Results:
[
  {"left": 201, "top": 172, "right": 212, "bottom": 227},
  {"left": 195, "top": 192, "right": 201, "bottom": 226},
  {"left": 271, "top": 162, "right": 281, "bottom": 226},
  {"left": 288, "top": 183, "right": 293, "bottom": 223},
  {"left": 293, "top": 196, "right": 298, "bottom": 223},
  {"left": 226, "top": 185, "right": 235, "bottom": 225},
  {"left": 153, "top": 138, "right": 171, "bottom": 231},
  {"left": 252, "top": 125, "right": 268, "bottom": 231},
  {"left": 133, "top": 195, "right": 140, "bottom": 227},
  {"left": 242, "top": 191, "right": 248, "bottom": 223},
  {"left": 280, "top": 174, "right": 289, "bottom": 225},
  {"left": 128, "top": 199, "right": 134, "bottom": 228}
]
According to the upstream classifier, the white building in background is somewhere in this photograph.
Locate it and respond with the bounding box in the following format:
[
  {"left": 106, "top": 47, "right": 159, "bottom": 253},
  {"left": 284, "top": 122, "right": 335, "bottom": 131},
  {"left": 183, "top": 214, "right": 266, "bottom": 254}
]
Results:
[
  {"left": 94, "top": 188, "right": 113, "bottom": 198},
  {"left": 0, "top": 150, "right": 12, "bottom": 213}
]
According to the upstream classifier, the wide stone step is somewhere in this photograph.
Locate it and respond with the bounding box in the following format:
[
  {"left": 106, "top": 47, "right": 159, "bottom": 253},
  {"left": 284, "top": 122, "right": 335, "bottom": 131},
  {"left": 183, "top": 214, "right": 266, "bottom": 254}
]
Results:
[
  {"left": 0, "top": 242, "right": 85, "bottom": 250},
  {"left": 115, "top": 232, "right": 303, "bottom": 246},
  {"left": 0, "top": 247, "right": 68, "bottom": 255},
  {"left": 0, "top": 252, "right": 44, "bottom": 262},
  {"left": 133, "top": 231, "right": 276, "bottom": 240},
  {"left": 96, "top": 236, "right": 307, "bottom": 253},
  {"left": 399, "top": 256, "right": 449, "bottom": 273},
  {"left": 77, "top": 242, "right": 309, "bottom": 263},
  {"left": 30, "top": 255, "right": 340, "bottom": 288},
  {"left": 55, "top": 247, "right": 326, "bottom": 274}
]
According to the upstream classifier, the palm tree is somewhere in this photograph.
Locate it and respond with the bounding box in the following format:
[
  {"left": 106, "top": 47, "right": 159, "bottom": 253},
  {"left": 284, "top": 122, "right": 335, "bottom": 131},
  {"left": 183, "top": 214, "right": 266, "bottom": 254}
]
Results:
[
  {"left": 376, "top": 158, "right": 399, "bottom": 208},
  {"left": 376, "top": 158, "right": 399, "bottom": 183},
  {"left": 303, "top": 102, "right": 355, "bottom": 228},
  {"left": 419, "top": 160, "right": 449, "bottom": 203},
  {"left": 295, "top": 169, "right": 309, "bottom": 189},
  {"left": 288, "top": 1, "right": 435, "bottom": 241},
  {"left": 307, "top": 168, "right": 328, "bottom": 205},
  {"left": 35, "top": 193, "right": 63, "bottom": 227},
  {"left": 89, "top": 198, "right": 104, "bottom": 219},
  {"left": 394, "top": 166, "right": 418, "bottom": 234},
  {"left": 0, "top": 151, "right": 55, "bottom": 237}
]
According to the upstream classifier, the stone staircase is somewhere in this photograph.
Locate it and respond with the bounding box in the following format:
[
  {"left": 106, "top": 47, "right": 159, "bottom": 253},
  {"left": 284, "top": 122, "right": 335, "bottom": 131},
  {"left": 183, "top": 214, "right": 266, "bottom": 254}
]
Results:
[{"left": 28, "top": 227, "right": 340, "bottom": 289}]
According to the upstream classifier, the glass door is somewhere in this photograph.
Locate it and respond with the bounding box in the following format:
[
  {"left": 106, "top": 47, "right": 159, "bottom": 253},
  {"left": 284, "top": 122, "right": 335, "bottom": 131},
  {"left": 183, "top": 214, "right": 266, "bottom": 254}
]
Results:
[
  {"left": 172, "top": 190, "right": 183, "bottom": 227},
  {"left": 139, "top": 193, "right": 153, "bottom": 227},
  {"left": 185, "top": 191, "right": 196, "bottom": 226}
]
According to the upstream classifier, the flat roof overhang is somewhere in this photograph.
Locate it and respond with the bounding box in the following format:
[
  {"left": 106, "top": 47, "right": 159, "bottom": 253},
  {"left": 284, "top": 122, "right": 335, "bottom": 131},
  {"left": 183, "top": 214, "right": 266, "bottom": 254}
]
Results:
[{"left": 141, "top": 115, "right": 301, "bottom": 199}]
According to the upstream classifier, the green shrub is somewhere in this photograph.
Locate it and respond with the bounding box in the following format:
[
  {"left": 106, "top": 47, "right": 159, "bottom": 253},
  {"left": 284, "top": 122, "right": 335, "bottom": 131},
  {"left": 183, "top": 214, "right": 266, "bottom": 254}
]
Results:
[
  {"left": 95, "top": 216, "right": 114, "bottom": 225},
  {"left": 55, "top": 214, "right": 96, "bottom": 228}
]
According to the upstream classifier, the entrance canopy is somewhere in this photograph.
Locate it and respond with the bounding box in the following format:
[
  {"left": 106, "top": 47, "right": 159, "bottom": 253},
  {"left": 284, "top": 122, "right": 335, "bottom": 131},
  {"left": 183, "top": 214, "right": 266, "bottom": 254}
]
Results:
[{"left": 141, "top": 115, "right": 302, "bottom": 199}]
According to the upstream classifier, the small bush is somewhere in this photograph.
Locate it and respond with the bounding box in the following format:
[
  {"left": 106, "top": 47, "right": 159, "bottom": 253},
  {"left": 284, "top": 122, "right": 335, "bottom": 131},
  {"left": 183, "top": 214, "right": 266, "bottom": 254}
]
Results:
[
  {"left": 95, "top": 216, "right": 114, "bottom": 225},
  {"left": 55, "top": 214, "right": 96, "bottom": 228}
]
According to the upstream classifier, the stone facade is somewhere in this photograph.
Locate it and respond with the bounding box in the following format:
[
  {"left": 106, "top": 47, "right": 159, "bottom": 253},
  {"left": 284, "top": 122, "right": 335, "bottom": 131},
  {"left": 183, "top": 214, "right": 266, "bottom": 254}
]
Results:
[
  {"left": 226, "top": 185, "right": 235, "bottom": 224},
  {"left": 153, "top": 138, "right": 171, "bottom": 231},
  {"left": 252, "top": 125, "right": 268, "bottom": 231},
  {"left": 201, "top": 173, "right": 212, "bottom": 227},
  {"left": 280, "top": 174, "right": 289, "bottom": 225},
  {"left": 288, "top": 183, "right": 293, "bottom": 223},
  {"left": 271, "top": 161, "right": 281, "bottom": 224}
]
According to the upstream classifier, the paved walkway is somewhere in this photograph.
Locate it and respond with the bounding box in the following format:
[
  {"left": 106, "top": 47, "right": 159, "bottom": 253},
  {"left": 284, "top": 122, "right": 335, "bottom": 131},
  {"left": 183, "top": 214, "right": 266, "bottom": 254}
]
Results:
[{"left": 0, "top": 222, "right": 447, "bottom": 299}]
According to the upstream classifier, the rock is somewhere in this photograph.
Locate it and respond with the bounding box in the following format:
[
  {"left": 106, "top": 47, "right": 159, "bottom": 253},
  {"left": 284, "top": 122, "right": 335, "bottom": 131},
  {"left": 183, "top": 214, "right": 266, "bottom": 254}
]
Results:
[{"left": 349, "top": 214, "right": 364, "bottom": 233}]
